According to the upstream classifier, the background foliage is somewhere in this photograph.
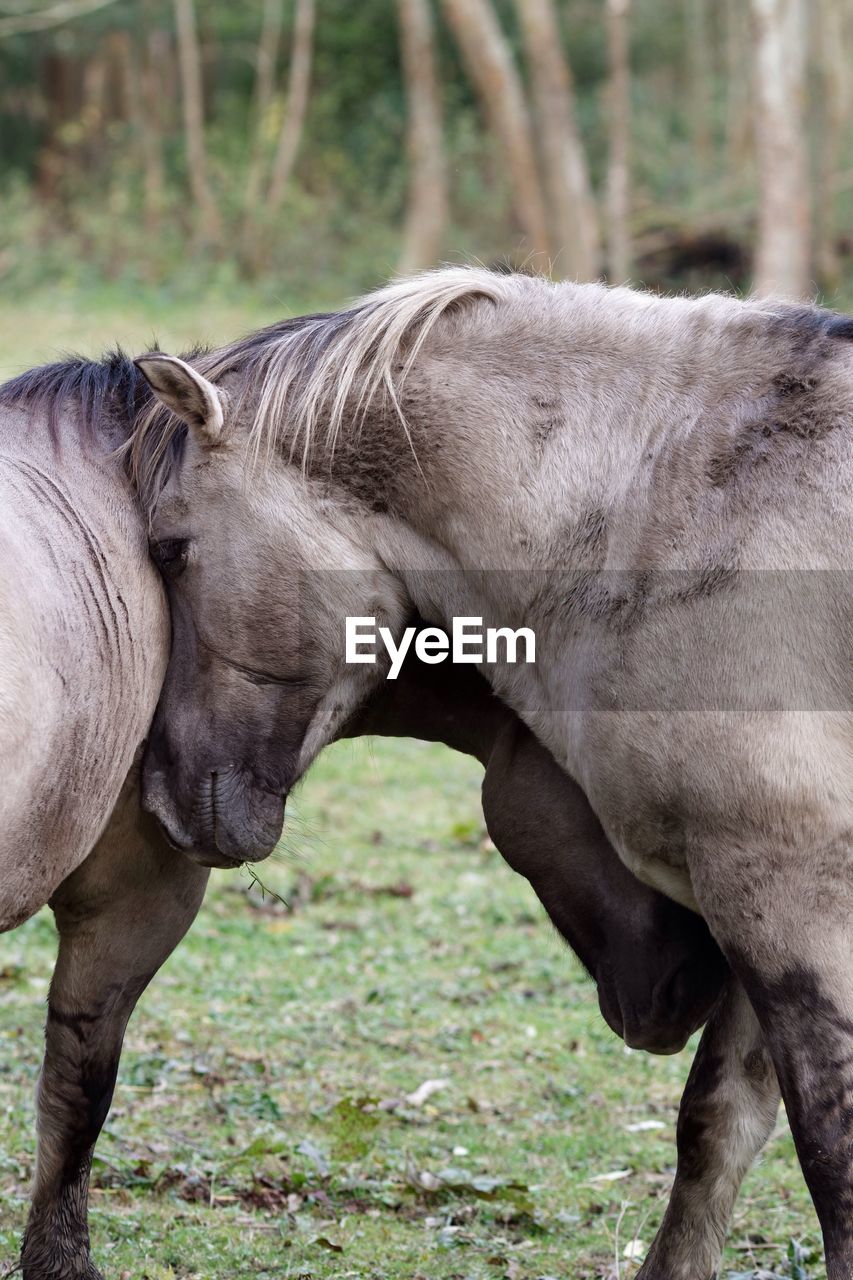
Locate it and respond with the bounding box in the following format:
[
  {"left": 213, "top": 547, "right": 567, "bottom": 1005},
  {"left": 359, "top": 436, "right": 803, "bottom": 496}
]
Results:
[{"left": 0, "top": 0, "right": 849, "bottom": 310}]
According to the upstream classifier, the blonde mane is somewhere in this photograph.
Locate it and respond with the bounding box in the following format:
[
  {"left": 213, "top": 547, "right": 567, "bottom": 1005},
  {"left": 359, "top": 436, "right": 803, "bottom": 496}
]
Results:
[{"left": 130, "top": 265, "right": 517, "bottom": 503}]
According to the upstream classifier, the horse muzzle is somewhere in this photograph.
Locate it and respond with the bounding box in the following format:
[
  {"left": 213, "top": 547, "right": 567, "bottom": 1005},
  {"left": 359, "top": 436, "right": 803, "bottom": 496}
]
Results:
[{"left": 142, "top": 762, "right": 286, "bottom": 868}]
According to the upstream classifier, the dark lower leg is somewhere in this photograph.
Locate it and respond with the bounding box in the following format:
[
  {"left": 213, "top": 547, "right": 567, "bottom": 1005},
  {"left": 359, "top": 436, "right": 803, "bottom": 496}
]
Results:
[
  {"left": 693, "top": 842, "right": 853, "bottom": 1280},
  {"left": 22, "top": 1013, "right": 123, "bottom": 1280},
  {"left": 636, "top": 979, "right": 779, "bottom": 1280},
  {"left": 21, "top": 779, "right": 208, "bottom": 1280},
  {"left": 734, "top": 959, "right": 853, "bottom": 1280}
]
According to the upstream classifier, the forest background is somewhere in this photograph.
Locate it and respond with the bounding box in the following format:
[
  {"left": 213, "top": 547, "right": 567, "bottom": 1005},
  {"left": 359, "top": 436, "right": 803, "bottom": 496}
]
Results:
[{"left": 0, "top": 0, "right": 840, "bottom": 324}]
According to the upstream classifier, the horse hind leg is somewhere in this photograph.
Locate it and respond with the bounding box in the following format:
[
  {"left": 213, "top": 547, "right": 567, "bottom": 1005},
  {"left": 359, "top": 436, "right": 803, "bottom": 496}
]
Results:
[
  {"left": 636, "top": 978, "right": 779, "bottom": 1280},
  {"left": 20, "top": 778, "right": 208, "bottom": 1280}
]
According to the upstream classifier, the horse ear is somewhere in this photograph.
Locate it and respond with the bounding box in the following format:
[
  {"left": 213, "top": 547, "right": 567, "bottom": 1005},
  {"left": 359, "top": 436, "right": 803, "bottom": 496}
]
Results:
[{"left": 134, "top": 353, "right": 225, "bottom": 446}]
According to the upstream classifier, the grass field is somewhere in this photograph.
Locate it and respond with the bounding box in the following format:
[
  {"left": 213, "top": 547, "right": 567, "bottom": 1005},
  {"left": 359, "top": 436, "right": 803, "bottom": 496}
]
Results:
[{"left": 0, "top": 292, "right": 827, "bottom": 1279}]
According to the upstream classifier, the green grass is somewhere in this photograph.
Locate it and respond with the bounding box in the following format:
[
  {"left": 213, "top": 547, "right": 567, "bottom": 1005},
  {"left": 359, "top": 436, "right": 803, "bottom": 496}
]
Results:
[
  {"left": 0, "top": 295, "right": 827, "bottom": 1278},
  {"left": 0, "top": 741, "right": 825, "bottom": 1280}
]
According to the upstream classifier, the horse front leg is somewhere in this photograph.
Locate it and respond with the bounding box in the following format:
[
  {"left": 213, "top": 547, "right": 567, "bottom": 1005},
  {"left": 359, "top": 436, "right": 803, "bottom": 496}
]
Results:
[
  {"left": 20, "top": 774, "right": 209, "bottom": 1280},
  {"left": 636, "top": 977, "right": 779, "bottom": 1280},
  {"left": 686, "top": 832, "right": 853, "bottom": 1280}
]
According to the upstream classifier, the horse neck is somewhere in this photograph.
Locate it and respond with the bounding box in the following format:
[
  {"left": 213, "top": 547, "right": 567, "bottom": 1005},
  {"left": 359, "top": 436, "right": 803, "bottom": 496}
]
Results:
[
  {"left": 350, "top": 283, "right": 758, "bottom": 581},
  {"left": 339, "top": 649, "right": 510, "bottom": 765},
  {"left": 0, "top": 403, "right": 137, "bottom": 531},
  {"left": 0, "top": 403, "right": 160, "bottom": 665},
  {"left": 347, "top": 286, "right": 767, "bottom": 762}
]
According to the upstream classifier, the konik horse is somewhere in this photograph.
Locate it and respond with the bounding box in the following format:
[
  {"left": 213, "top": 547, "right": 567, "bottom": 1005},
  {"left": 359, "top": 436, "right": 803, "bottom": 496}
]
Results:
[{"left": 133, "top": 267, "right": 853, "bottom": 1278}]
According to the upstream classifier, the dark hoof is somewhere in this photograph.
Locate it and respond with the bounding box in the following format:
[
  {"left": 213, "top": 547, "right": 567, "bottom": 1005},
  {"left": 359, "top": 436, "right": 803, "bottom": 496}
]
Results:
[
  {"left": 21, "top": 1268, "right": 104, "bottom": 1280},
  {"left": 20, "top": 1252, "right": 104, "bottom": 1280}
]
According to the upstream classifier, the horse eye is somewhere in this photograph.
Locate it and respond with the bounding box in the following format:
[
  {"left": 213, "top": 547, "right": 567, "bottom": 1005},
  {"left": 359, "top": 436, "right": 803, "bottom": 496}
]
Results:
[{"left": 150, "top": 538, "right": 189, "bottom": 579}]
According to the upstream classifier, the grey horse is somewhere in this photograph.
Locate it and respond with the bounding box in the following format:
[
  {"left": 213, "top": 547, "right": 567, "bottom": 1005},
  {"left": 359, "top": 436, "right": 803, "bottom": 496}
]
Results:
[
  {"left": 132, "top": 267, "right": 853, "bottom": 1279},
  {"left": 0, "top": 361, "right": 207, "bottom": 1277}
]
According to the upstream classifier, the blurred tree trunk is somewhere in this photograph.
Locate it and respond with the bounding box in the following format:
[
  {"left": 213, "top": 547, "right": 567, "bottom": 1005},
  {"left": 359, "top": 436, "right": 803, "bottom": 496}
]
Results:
[
  {"left": 0, "top": 0, "right": 122, "bottom": 39},
  {"left": 751, "top": 0, "right": 810, "bottom": 297},
  {"left": 139, "top": 25, "right": 167, "bottom": 232},
  {"left": 36, "top": 52, "right": 78, "bottom": 204},
  {"left": 267, "top": 0, "right": 315, "bottom": 214},
  {"left": 815, "top": 0, "right": 847, "bottom": 291},
  {"left": 440, "top": 0, "right": 550, "bottom": 260},
  {"left": 397, "top": 0, "right": 447, "bottom": 273},
  {"left": 173, "top": 0, "right": 220, "bottom": 245},
  {"left": 724, "top": 0, "right": 752, "bottom": 194},
  {"left": 81, "top": 43, "right": 107, "bottom": 172},
  {"left": 118, "top": 33, "right": 137, "bottom": 111},
  {"left": 515, "top": 0, "right": 599, "bottom": 279},
  {"left": 104, "top": 30, "right": 131, "bottom": 123},
  {"left": 243, "top": 0, "right": 285, "bottom": 226},
  {"left": 114, "top": 30, "right": 163, "bottom": 234},
  {"left": 686, "top": 0, "right": 712, "bottom": 183},
  {"left": 605, "top": 0, "right": 631, "bottom": 282}
]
